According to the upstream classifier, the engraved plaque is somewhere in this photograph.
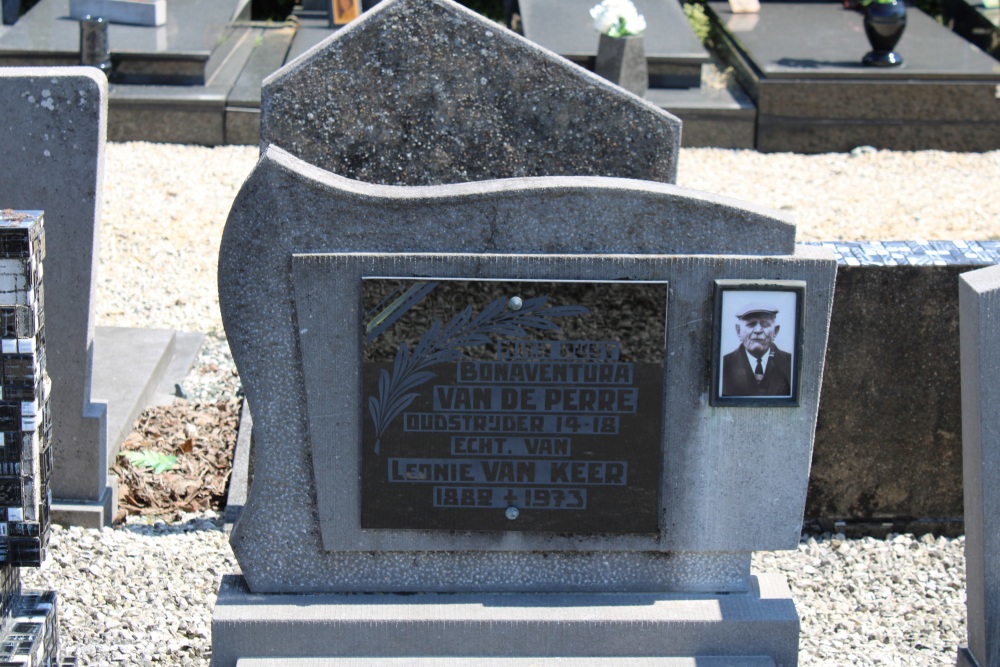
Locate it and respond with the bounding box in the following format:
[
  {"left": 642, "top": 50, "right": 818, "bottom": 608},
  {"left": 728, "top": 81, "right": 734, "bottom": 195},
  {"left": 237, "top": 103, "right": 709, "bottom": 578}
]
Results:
[{"left": 361, "top": 280, "right": 666, "bottom": 534}]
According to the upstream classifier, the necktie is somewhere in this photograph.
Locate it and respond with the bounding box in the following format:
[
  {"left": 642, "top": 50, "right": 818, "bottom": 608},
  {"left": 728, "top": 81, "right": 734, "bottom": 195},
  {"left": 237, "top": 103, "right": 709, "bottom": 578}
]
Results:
[{"left": 754, "top": 357, "right": 764, "bottom": 382}]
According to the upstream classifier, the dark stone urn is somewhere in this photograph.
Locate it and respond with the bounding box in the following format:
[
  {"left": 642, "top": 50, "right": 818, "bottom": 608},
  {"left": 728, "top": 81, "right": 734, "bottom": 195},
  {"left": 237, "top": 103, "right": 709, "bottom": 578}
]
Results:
[
  {"left": 595, "top": 33, "right": 648, "bottom": 97},
  {"left": 862, "top": 0, "right": 906, "bottom": 67}
]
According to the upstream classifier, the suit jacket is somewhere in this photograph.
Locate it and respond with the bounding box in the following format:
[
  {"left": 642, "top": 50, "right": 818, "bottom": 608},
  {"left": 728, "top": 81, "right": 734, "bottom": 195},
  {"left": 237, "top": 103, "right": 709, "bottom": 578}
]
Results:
[{"left": 721, "top": 344, "right": 792, "bottom": 397}]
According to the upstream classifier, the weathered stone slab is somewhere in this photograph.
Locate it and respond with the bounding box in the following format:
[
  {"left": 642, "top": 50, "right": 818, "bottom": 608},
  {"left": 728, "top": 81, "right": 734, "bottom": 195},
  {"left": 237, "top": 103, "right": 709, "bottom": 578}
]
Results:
[
  {"left": 959, "top": 264, "right": 1000, "bottom": 667},
  {"left": 211, "top": 573, "right": 797, "bottom": 667},
  {"left": 261, "top": 0, "right": 682, "bottom": 184},
  {"left": 0, "top": 68, "right": 112, "bottom": 525}
]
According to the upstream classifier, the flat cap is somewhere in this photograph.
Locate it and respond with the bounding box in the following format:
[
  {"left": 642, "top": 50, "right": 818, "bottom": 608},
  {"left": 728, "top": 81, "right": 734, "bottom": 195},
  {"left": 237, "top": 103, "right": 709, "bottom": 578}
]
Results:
[{"left": 736, "top": 303, "right": 779, "bottom": 319}]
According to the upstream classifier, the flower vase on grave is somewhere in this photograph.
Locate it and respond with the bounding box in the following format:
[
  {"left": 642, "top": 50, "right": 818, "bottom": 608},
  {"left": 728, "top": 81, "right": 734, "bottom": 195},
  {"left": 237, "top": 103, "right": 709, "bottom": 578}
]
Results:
[
  {"left": 595, "top": 33, "right": 648, "bottom": 98},
  {"left": 590, "top": 0, "right": 648, "bottom": 97},
  {"left": 862, "top": 0, "right": 906, "bottom": 67}
]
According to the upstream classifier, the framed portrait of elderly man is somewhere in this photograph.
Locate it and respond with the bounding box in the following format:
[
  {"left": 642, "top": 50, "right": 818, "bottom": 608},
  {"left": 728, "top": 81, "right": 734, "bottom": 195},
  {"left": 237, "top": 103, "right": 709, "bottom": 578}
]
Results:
[{"left": 710, "top": 280, "right": 805, "bottom": 407}]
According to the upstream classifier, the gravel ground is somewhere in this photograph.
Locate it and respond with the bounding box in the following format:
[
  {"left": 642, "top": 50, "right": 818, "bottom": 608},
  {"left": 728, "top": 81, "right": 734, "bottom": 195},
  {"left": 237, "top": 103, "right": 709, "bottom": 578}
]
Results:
[{"left": 29, "top": 141, "right": 998, "bottom": 665}]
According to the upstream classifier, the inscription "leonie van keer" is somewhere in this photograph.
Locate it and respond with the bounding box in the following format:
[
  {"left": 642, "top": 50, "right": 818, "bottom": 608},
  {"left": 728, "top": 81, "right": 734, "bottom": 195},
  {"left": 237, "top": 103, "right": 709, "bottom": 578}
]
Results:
[{"left": 360, "top": 280, "right": 666, "bottom": 534}]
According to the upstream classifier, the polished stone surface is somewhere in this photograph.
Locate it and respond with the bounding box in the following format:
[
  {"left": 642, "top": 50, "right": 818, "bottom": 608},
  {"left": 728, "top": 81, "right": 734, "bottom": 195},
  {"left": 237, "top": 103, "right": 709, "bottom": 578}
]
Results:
[
  {"left": 711, "top": 0, "right": 1000, "bottom": 79},
  {"left": 709, "top": 0, "right": 1000, "bottom": 151}
]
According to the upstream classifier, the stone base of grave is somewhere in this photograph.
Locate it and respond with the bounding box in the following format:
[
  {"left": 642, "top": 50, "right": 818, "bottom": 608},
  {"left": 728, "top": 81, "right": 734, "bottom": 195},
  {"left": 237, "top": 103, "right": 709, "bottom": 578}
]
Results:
[
  {"left": 50, "top": 481, "right": 117, "bottom": 530},
  {"left": 234, "top": 658, "right": 778, "bottom": 666},
  {"left": 211, "top": 574, "right": 799, "bottom": 667}
]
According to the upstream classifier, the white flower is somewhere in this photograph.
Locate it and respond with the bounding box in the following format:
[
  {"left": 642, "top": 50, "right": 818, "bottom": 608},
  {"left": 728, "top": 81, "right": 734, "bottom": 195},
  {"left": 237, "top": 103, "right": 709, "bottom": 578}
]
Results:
[{"left": 590, "top": 0, "right": 646, "bottom": 37}]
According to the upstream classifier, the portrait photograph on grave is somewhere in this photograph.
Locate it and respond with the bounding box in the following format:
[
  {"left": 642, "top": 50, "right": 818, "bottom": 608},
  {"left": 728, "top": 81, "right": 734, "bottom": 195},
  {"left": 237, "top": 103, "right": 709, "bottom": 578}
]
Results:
[
  {"left": 711, "top": 281, "right": 805, "bottom": 406},
  {"left": 361, "top": 278, "right": 667, "bottom": 534}
]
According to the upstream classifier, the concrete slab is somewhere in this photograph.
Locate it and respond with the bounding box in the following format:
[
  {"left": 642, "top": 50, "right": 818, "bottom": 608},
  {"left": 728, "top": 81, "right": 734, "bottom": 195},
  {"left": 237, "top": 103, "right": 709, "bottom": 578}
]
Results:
[
  {"left": 520, "top": 0, "right": 709, "bottom": 87},
  {"left": 152, "top": 330, "right": 204, "bottom": 406},
  {"left": 224, "top": 399, "right": 253, "bottom": 529},
  {"left": 212, "top": 574, "right": 797, "bottom": 667},
  {"left": 709, "top": 1, "right": 1000, "bottom": 151},
  {"left": 0, "top": 0, "right": 250, "bottom": 84},
  {"left": 91, "top": 326, "right": 175, "bottom": 458}
]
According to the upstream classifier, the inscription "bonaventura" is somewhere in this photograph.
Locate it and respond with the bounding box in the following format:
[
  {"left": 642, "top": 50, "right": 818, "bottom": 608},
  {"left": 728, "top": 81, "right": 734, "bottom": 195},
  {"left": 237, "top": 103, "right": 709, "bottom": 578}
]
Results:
[{"left": 360, "top": 280, "right": 666, "bottom": 534}]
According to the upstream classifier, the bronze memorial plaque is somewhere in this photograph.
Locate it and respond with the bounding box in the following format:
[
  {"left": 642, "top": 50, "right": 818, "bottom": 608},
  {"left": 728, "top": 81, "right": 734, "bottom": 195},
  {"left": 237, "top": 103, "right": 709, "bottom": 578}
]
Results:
[{"left": 361, "top": 280, "right": 666, "bottom": 534}]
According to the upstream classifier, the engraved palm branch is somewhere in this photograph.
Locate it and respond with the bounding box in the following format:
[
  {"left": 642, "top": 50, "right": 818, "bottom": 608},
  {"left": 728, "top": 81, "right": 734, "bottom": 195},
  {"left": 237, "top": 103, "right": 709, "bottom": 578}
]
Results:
[{"left": 368, "top": 296, "right": 589, "bottom": 454}]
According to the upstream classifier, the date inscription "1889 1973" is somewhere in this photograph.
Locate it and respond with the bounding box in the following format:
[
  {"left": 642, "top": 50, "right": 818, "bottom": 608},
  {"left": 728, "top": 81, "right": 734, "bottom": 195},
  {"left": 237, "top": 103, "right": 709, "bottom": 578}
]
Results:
[{"left": 361, "top": 280, "right": 666, "bottom": 534}]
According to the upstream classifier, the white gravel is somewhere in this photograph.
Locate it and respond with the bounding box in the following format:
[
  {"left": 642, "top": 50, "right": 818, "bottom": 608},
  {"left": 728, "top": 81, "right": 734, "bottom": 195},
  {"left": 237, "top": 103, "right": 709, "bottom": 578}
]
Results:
[{"left": 35, "top": 141, "right": 993, "bottom": 665}]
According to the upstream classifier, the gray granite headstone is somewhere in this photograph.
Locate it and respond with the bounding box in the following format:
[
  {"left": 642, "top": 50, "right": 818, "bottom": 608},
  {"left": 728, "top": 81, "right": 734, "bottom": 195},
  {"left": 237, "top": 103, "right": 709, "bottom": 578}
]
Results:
[
  {"left": 212, "top": 1, "right": 836, "bottom": 664},
  {"left": 260, "top": 0, "right": 682, "bottom": 185},
  {"left": 0, "top": 68, "right": 113, "bottom": 526},
  {"left": 959, "top": 264, "right": 1000, "bottom": 667}
]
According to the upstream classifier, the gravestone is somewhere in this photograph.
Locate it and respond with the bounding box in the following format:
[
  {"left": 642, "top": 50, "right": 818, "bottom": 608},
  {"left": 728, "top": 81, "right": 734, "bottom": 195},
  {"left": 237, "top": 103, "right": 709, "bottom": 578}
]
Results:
[
  {"left": 0, "top": 68, "right": 113, "bottom": 527},
  {"left": 958, "top": 263, "right": 1000, "bottom": 667},
  {"left": 0, "top": 210, "right": 64, "bottom": 664},
  {"left": 212, "top": 1, "right": 837, "bottom": 664}
]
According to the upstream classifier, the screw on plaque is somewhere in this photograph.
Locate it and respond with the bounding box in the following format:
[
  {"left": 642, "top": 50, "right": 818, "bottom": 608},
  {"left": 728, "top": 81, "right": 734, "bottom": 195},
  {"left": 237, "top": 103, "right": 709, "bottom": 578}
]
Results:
[
  {"left": 508, "top": 296, "right": 523, "bottom": 311},
  {"left": 505, "top": 507, "right": 520, "bottom": 520}
]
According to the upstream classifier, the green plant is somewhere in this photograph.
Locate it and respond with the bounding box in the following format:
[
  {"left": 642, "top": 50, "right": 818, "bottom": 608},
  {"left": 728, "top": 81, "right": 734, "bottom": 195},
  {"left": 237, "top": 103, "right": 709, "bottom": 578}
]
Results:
[
  {"left": 123, "top": 450, "right": 177, "bottom": 474},
  {"left": 683, "top": 2, "right": 710, "bottom": 43}
]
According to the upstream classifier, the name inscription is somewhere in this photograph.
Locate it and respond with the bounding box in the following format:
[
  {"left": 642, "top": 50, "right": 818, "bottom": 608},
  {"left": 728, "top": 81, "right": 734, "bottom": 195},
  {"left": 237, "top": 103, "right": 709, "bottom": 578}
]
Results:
[{"left": 360, "top": 280, "right": 666, "bottom": 534}]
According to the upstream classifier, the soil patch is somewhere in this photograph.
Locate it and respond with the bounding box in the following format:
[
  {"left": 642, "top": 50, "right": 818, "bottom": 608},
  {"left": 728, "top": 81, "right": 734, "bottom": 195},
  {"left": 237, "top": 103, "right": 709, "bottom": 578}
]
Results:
[{"left": 111, "top": 398, "right": 241, "bottom": 523}]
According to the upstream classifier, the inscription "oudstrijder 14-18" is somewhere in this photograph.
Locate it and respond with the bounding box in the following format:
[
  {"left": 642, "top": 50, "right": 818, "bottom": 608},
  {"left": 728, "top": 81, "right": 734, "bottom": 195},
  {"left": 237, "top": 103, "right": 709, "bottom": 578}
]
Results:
[{"left": 361, "top": 280, "right": 666, "bottom": 534}]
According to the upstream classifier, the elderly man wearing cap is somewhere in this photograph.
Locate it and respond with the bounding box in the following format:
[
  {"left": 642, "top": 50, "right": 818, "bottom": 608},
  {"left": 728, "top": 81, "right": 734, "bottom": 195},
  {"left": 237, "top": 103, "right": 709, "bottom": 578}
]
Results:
[{"left": 721, "top": 303, "right": 792, "bottom": 397}]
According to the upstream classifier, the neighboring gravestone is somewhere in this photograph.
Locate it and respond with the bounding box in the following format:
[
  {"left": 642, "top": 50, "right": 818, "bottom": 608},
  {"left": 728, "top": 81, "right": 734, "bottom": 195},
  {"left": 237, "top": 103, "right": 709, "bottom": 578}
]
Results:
[
  {"left": 0, "top": 68, "right": 113, "bottom": 527},
  {"left": 958, "top": 263, "right": 1000, "bottom": 667},
  {"left": 0, "top": 210, "right": 63, "bottom": 664},
  {"left": 212, "top": 1, "right": 837, "bottom": 664}
]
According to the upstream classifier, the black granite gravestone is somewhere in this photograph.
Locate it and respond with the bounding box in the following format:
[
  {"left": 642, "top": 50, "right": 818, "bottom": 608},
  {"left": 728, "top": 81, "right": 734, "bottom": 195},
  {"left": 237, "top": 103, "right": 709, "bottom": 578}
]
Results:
[{"left": 709, "top": 0, "right": 1000, "bottom": 152}]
